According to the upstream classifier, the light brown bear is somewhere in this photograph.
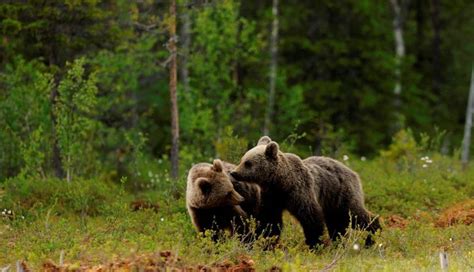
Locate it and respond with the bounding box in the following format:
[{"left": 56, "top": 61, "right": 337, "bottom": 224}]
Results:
[
  {"left": 186, "top": 159, "right": 263, "bottom": 241},
  {"left": 230, "top": 136, "right": 381, "bottom": 248}
]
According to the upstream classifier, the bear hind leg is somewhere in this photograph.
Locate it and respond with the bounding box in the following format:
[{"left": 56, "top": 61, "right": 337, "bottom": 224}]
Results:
[{"left": 325, "top": 211, "right": 350, "bottom": 242}]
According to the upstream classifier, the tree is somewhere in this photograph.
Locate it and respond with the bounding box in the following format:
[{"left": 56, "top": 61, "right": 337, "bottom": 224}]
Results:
[
  {"left": 0, "top": 0, "right": 134, "bottom": 179},
  {"left": 263, "top": 0, "right": 279, "bottom": 136},
  {"left": 389, "top": 0, "right": 409, "bottom": 130},
  {"left": 169, "top": 0, "right": 180, "bottom": 180},
  {"left": 461, "top": 66, "right": 474, "bottom": 169}
]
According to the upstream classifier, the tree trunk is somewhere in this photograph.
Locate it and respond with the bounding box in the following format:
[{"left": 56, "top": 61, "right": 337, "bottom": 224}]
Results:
[
  {"left": 430, "top": 0, "right": 441, "bottom": 94},
  {"left": 389, "top": 0, "right": 406, "bottom": 117},
  {"left": 169, "top": 0, "right": 180, "bottom": 180},
  {"left": 49, "top": 49, "right": 65, "bottom": 179},
  {"left": 392, "top": 2, "right": 405, "bottom": 97},
  {"left": 180, "top": 3, "right": 190, "bottom": 93},
  {"left": 415, "top": 0, "right": 425, "bottom": 70},
  {"left": 263, "top": 0, "right": 279, "bottom": 136},
  {"left": 461, "top": 66, "right": 474, "bottom": 169}
]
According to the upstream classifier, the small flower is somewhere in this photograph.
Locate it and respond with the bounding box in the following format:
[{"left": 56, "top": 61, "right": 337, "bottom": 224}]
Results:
[
  {"left": 343, "top": 155, "right": 349, "bottom": 161},
  {"left": 360, "top": 156, "right": 366, "bottom": 161},
  {"left": 422, "top": 164, "right": 428, "bottom": 168},
  {"left": 426, "top": 159, "right": 433, "bottom": 164},
  {"left": 378, "top": 243, "right": 383, "bottom": 248},
  {"left": 148, "top": 171, "right": 153, "bottom": 178},
  {"left": 449, "top": 237, "right": 453, "bottom": 242},
  {"left": 160, "top": 217, "right": 164, "bottom": 222},
  {"left": 353, "top": 243, "right": 360, "bottom": 251},
  {"left": 7, "top": 210, "right": 11, "bottom": 215},
  {"left": 1, "top": 211, "right": 5, "bottom": 216}
]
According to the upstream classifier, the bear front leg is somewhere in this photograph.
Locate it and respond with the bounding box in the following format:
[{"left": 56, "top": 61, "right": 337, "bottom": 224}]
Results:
[
  {"left": 349, "top": 204, "right": 382, "bottom": 247},
  {"left": 289, "top": 199, "right": 325, "bottom": 249}
]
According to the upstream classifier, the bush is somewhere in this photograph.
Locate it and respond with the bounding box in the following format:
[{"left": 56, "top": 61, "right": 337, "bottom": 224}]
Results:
[{"left": 1, "top": 176, "right": 123, "bottom": 217}]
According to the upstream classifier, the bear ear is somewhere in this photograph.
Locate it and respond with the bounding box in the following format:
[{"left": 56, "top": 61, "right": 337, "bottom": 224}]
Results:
[
  {"left": 265, "top": 141, "right": 279, "bottom": 160},
  {"left": 197, "top": 178, "right": 212, "bottom": 194},
  {"left": 257, "top": 136, "right": 272, "bottom": 145},
  {"left": 212, "top": 159, "right": 223, "bottom": 172}
]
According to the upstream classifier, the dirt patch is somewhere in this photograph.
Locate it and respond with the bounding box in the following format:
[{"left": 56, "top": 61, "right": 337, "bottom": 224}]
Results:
[
  {"left": 435, "top": 200, "right": 474, "bottom": 228},
  {"left": 37, "top": 251, "right": 259, "bottom": 272},
  {"left": 382, "top": 214, "right": 409, "bottom": 229},
  {"left": 130, "top": 200, "right": 160, "bottom": 212}
]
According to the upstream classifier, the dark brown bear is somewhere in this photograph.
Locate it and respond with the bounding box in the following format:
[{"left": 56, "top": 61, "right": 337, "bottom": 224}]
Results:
[
  {"left": 186, "top": 159, "right": 282, "bottom": 244},
  {"left": 231, "top": 136, "right": 380, "bottom": 248}
]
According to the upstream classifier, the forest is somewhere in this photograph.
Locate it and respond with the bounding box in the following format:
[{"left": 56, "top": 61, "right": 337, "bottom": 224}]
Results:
[{"left": 0, "top": 0, "right": 473, "bottom": 271}]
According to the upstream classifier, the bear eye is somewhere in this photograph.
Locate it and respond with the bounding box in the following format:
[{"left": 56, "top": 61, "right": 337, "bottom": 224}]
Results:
[{"left": 244, "top": 160, "right": 252, "bottom": 168}]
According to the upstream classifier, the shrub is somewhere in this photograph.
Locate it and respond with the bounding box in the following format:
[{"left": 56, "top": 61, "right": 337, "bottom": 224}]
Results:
[{"left": 1, "top": 176, "right": 122, "bottom": 217}]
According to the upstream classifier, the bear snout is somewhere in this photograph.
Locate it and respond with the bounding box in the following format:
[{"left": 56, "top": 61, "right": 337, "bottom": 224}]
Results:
[
  {"left": 228, "top": 190, "right": 245, "bottom": 205},
  {"left": 230, "top": 171, "right": 242, "bottom": 180}
]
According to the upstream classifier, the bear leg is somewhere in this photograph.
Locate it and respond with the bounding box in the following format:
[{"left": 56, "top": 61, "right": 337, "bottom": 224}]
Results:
[
  {"left": 349, "top": 205, "right": 381, "bottom": 247},
  {"left": 324, "top": 210, "right": 350, "bottom": 241},
  {"left": 289, "top": 200, "right": 325, "bottom": 249}
]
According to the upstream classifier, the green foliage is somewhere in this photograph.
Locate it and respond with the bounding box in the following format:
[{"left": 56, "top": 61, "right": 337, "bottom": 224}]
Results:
[
  {"left": 2, "top": 176, "right": 121, "bottom": 217},
  {"left": 55, "top": 58, "right": 100, "bottom": 181},
  {"left": 214, "top": 127, "right": 249, "bottom": 163},
  {"left": 181, "top": 0, "right": 264, "bottom": 152},
  {"left": 19, "top": 126, "right": 47, "bottom": 178},
  {"left": 0, "top": 58, "right": 52, "bottom": 180},
  {"left": 355, "top": 155, "right": 473, "bottom": 217},
  {"left": 380, "top": 129, "right": 420, "bottom": 169}
]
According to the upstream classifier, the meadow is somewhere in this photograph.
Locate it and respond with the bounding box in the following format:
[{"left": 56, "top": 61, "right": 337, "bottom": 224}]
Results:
[{"left": 1, "top": 138, "right": 473, "bottom": 271}]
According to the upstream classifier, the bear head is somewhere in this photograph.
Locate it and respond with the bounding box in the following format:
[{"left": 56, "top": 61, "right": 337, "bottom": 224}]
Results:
[
  {"left": 187, "top": 159, "right": 245, "bottom": 209},
  {"left": 230, "top": 136, "right": 280, "bottom": 186}
]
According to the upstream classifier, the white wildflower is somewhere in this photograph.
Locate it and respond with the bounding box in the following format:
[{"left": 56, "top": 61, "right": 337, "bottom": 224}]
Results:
[
  {"left": 360, "top": 156, "right": 366, "bottom": 161},
  {"left": 378, "top": 243, "right": 383, "bottom": 248},
  {"left": 426, "top": 159, "right": 433, "bottom": 164},
  {"left": 353, "top": 243, "right": 360, "bottom": 251},
  {"left": 1, "top": 211, "right": 5, "bottom": 216},
  {"left": 343, "top": 155, "right": 349, "bottom": 161},
  {"left": 422, "top": 164, "right": 428, "bottom": 168},
  {"left": 160, "top": 217, "right": 164, "bottom": 222}
]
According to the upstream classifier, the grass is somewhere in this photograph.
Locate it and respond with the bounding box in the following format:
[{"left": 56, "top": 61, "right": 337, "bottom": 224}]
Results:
[{"left": 1, "top": 154, "right": 473, "bottom": 271}]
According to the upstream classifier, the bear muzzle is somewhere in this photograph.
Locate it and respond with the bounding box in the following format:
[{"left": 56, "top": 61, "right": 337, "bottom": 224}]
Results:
[
  {"left": 228, "top": 190, "right": 245, "bottom": 205},
  {"left": 230, "top": 171, "right": 243, "bottom": 180}
]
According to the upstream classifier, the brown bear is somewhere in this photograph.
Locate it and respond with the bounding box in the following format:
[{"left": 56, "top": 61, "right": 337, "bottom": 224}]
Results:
[
  {"left": 186, "top": 159, "right": 282, "bottom": 243},
  {"left": 230, "top": 136, "right": 381, "bottom": 248}
]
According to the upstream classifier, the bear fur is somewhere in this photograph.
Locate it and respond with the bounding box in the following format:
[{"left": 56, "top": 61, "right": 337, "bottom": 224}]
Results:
[
  {"left": 186, "top": 159, "right": 282, "bottom": 243},
  {"left": 230, "top": 136, "right": 381, "bottom": 248}
]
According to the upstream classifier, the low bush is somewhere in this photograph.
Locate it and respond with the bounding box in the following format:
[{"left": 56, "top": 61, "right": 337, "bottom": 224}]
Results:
[{"left": 1, "top": 176, "right": 123, "bottom": 217}]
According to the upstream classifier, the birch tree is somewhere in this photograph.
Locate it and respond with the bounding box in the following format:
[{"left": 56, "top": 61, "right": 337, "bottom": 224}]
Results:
[
  {"left": 389, "top": 0, "right": 409, "bottom": 128},
  {"left": 264, "top": 0, "right": 279, "bottom": 136},
  {"left": 461, "top": 66, "right": 474, "bottom": 169}
]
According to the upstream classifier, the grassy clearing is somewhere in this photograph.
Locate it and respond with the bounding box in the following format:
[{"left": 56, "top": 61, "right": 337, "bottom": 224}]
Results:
[{"left": 1, "top": 156, "right": 473, "bottom": 271}]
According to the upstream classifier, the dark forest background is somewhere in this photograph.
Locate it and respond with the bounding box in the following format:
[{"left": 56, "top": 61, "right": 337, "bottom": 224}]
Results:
[{"left": 1, "top": 0, "right": 474, "bottom": 182}]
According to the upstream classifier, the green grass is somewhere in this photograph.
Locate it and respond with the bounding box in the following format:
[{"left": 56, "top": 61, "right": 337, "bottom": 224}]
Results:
[{"left": 1, "top": 155, "right": 473, "bottom": 271}]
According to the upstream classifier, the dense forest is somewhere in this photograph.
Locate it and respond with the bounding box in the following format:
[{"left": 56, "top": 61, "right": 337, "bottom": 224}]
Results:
[
  {"left": 1, "top": 0, "right": 474, "bottom": 183},
  {"left": 1, "top": 1, "right": 474, "bottom": 270}
]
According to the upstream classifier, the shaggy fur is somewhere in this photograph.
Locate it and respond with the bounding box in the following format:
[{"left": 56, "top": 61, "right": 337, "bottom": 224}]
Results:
[
  {"left": 186, "top": 159, "right": 283, "bottom": 243},
  {"left": 231, "top": 136, "right": 381, "bottom": 248}
]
